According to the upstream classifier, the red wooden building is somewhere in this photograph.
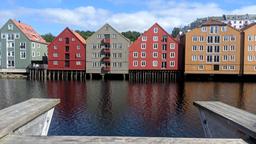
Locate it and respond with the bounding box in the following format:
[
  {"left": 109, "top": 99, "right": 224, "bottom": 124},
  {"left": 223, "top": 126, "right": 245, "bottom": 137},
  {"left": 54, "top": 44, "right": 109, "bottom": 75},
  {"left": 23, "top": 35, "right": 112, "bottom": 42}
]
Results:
[
  {"left": 48, "top": 27, "right": 86, "bottom": 71},
  {"left": 129, "top": 23, "right": 182, "bottom": 81}
]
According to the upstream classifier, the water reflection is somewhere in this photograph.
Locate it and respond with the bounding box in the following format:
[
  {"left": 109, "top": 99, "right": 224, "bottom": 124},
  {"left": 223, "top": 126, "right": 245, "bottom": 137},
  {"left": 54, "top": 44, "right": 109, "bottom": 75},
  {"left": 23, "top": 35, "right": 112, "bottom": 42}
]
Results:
[{"left": 0, "top": 79, "right": 256, "bottom": 137}]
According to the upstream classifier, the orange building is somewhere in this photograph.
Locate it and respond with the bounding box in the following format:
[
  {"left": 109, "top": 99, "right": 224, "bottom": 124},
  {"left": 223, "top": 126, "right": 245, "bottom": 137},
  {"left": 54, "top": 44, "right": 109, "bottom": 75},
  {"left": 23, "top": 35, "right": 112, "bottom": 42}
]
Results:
[
  {"left": 185, "top": 20, "right": 242, "bottom": 75},
  {"left": 242, "top": 23, "right": 256, "bottom": 75}
]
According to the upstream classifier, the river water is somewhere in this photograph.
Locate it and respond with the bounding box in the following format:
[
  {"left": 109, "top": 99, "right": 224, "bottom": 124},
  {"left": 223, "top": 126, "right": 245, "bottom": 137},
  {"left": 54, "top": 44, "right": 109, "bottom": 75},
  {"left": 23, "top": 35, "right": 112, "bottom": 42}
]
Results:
[{"left": 0, "top": 79, "right": 255, "bottom": 137}]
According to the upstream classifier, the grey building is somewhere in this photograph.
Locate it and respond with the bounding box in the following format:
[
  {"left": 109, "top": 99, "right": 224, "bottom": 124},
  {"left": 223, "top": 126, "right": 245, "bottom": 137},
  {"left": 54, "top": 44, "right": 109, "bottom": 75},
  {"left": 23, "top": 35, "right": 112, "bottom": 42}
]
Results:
[
  {"left": 86, "top": 24, "right": 131, "bottom": 76},
  {"left": 0, "top": 19, "right": 47, "bottom": 73}
]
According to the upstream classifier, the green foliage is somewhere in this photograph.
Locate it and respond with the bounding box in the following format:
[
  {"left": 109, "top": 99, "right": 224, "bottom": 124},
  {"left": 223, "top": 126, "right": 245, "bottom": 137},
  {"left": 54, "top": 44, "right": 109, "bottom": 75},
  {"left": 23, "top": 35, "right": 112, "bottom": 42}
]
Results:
[
  {"left": 41, "top": 33, "right": 55, "bottom": 43},
  {"left": 75, "top": 30, "right": 95, "bottom": 40},
  {"left": 171, "top": 27, "right": 181, "bottom": 38},
  {"left": 122, "top": 31, "right": 141, "bottom": 42}
]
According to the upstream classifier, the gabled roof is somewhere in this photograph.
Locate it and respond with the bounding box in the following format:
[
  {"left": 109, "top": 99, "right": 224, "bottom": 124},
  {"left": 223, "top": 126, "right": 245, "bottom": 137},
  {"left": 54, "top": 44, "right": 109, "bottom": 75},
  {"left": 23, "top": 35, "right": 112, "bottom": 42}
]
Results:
[
  {"left": 141, "top": 23, "right": 178, "bottom": 43},
  {"left": 241, "top": 23, "right": 256, "bottom": 31},
  {"left": 11, "top": 19, "right": 47, "bottom": 44},
  {"left": 87, "top": 23, "right": 131, "bottom": 43}
]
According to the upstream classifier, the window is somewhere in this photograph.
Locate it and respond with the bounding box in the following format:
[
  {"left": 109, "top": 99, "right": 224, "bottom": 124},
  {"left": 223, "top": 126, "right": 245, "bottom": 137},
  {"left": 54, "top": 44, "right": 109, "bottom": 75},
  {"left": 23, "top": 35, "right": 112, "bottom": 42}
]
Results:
[
  {"left": 170, "top": 43, "right": 175, "bottom": 49},
  {"left": 162, "top": 44, "right": 167, "bottom": 51},
  {"left": 214, "top": 36, "right": 220, "bottom": 43},
  {"left": 7, "top": 42, "right": 14, "bottom": 48},
  {"left": 72, "top": 38, "right": 75, "bottom": 41},
  {"left": 15, "top": 33, "right": 20, "bottom": 39},
  {"left": 65, "top": 46, "right": 69, "bottom": 52},
  {"left": 248, "top": 55, "right": 253, "bottom": 61},
  {"left": 76, "top": 53, "right": 81, "bottom": 58},
  {"left": 198, "top": 65, "right": 204, "bottom": 70},
  {"left": 199, "top": 55, "right": 204, "bottom": 61},
  {"left": 192, "top": 45, "right": 197, "bottom": 51},
  {"left": 31, "top": 42, "right": 35, "bottom": 48},
  {"left": 201, "top": 27, "right": 207, "bottom": 32},
  {"left": 141, "top": 52, "right": 146, "bottom": 58},
  {"left": 192, "top": 55, "right": 197, "bottom": 61},
  {"left": 223, "top": 45, "right": 228, "bottom": 51},
  {"left": 199, "top": 36, "right": 204, "bottom": 42},
  {"left": 192, "top": 36, "right": 198, "bottom": 42},
  {"left": 153, "top": 43, "right": 158, "bottom": 49},
  {"left": 222, "top": 65, "right": 228, "bottom": 70},
  {"left": 97, "top": 34, "right": 101, "bottom": 39},
  {"left": 154, "top": 27, "right": 158, "bottom": 33},
  {"left": 37, "top": 52, "right": 40, "bottom": 56},
  {"left": 207, "top": 55, "right": 212, "bottom": 62},
  {"left": 153, "top": 52, "right": 158, "bottom": 58},
  {"left": 162, "top": 62, "right": 167, "bottom": 68},
  {"left": 32, "top": 51, "right": 35, "bottom": 57},
  {"left": 54, "top": 45, "right": 57, "bottom": 50},
  {"left": 20, "top": 51, "right": 26, "bottom": 59},
  {"left": 8, "top": 51, "right": 14, "bottom": 57},
  {"left": 248, "top": 45, "right": 253, "bottom": 51},
  {"left": 162, "top": 53, "right": 166, "bottom": 59},
  {"left": 223, "top": 55, "right": 228, "bottom": 61},
  {"left": 230, "top": 35, "right": 236, "bottom": 41},
  {"left": 170, "top": 61, "right": 175, "bottom": 67},
  {"left": 37, "top": 43, "right": 40, "bottom": 48},
  {"left": 1, "top": 34, "right": 6, "bottom": 39},
  {"left": 214, "top": 46, "right": 220, "bottom": 53},
  {"left": 230, "top": 55, "right": 235, "bottom": 61},
  {"left": 210, "top": 26, "right": 218, "bottom": 34},
  {"left": 153, "top": 36, "right": 158, "bottom": 41},
  {"left": 92, "top": 44, "right": 97, "bottom": 49},
  {"left": 214, "top": 65, "right": 220, "bottom": 71},
  {"left": 112, "top": 34, "right": 116, "bottom": 39},
  {"left": 53, "top": 53, "right": 58, "bottom": 57},
  {"left": 133, "top": 61, "right": 138, "bottom": 67},
  {"left": 133, "top": 52, "right": 138, "bottom": 58},
  {"left": 153, "top": 61, "right": 158, "bottom": 67},
  {"left": 118, "top": 43, "right": 122, "bottom": 49},
  {"left": 8, "top": 34, "right": 14, "bottom": 40},
  {"left": 199, "top": 45, "right": 204, "bottom": 51},
  {"left": 213, "top": 55, "right": 219, "bottom": 62},
  {"left": 223, "top": 35, "right": 229, "bottom": 41},
  {"left": 141, "top": 43, "right": 146, "bottom": 49},
  {"left": 230, "top": 45, "right": 235, "bottom": 51},
  {"left": 207, "top": 36, "right": 213, "bottom": 43},
  {"left": 8, "top": 24, "right": 13, "bottom": 30},
  {"left": 162, "top": 36, "right": 168, "bottom": 42},
  {"left": 142, "top": 36, "right": 147, "bottom": 41},
  {"left": 170, "top": 52, "right": 175, "bottom": 58},
  {"left": 141, "top": 61, "right": 146, "bottom": 67},
  {"left": 229, "top": 65, "right": 235, "bottom": 70},
  {"left": 76, "top": 61, "right": 81, "bottom": 65},
  {"left": 248, "top": 35, "right": 254, "bottom": 41},
  {"left": 20, "top": 42, "right": 26, "bottom": 50},
  {"left": 207, "top": 46, "right": 213, "bottom": 53},
  {"left": 59, "top": 38, "right": 62, "bottom": 41},
  {"left": 53, "top": 61, "right": 58, "bottom": 65},
  {"left": 221, "top": 26, "right": 227, "bottom": 32},
  {"left": 77, "top": 45, "right": 80, "bottom": 50}
]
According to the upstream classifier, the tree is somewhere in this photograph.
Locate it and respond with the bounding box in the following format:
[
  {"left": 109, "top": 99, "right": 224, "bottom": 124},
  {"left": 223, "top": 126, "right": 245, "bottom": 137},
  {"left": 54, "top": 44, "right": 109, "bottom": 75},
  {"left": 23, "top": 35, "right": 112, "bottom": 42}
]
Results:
[
  {"left": 171, "top": 27, "right": 181, "bottom": 38},
  {"left": 41, "top": 33, "right": 55, "bottom": 43},
  {"left": 121, "top": 31, "right": 141, "bottom": 42},
  {"left": 75, "top": 30, "right": 95, "bottom": 40}
]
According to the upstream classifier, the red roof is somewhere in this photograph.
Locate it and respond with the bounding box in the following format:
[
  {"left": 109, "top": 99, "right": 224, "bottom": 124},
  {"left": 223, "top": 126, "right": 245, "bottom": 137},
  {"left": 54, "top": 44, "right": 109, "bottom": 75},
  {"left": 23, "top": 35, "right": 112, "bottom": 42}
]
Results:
[
  {"left": 72, "top": 30, "right": 86, "bottom": 44},
  {"left": 12, "top": 19, "right": 47, "bottom": 44}
]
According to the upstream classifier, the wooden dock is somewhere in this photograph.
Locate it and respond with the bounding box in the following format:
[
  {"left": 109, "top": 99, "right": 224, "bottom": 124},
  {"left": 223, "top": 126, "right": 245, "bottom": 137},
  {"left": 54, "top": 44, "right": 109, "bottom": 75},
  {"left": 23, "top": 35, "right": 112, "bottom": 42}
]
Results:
[
  {"left": 194, "top": 101, "right": 256, "bottom": 143},
  {"left": 0, "top": 98, "right": 60, "bottom": 139},
  {"left": 0, "top": 135, "right": 247, "bottom": 144}
]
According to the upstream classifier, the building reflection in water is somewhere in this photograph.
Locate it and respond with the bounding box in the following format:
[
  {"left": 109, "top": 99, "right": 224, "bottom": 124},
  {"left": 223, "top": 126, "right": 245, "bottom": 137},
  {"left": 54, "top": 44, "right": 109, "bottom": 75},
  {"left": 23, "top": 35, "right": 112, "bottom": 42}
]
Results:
[{"left": 1, "top": 79, "right": 256, "bottom": 137}]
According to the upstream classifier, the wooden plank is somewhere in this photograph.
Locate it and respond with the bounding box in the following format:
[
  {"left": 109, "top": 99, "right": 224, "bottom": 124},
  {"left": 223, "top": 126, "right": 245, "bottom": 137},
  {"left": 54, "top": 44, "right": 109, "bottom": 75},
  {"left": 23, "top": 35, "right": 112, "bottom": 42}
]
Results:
[
  {"left": 0, "top": 98, "right": 60, "bottom": 139},
  {"left": 194, "top": 101, "right": 256, "bottom": 139},
  {"left": 0, "top": 135, "right": 247, "bottom": 144}
]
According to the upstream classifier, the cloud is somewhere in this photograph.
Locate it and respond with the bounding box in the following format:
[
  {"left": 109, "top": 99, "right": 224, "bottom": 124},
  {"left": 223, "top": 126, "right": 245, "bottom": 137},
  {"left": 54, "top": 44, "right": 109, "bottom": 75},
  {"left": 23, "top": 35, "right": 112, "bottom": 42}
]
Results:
[{"left": 0, "top": 1, "right": 256, "bottom": 33}]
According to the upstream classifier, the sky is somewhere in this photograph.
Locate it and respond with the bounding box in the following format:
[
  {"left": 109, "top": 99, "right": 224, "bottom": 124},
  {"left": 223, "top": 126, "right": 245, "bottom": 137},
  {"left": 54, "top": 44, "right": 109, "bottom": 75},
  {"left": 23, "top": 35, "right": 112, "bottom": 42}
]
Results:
[{"left": 0, "top": 0, "right": 256, "bottom": 35}]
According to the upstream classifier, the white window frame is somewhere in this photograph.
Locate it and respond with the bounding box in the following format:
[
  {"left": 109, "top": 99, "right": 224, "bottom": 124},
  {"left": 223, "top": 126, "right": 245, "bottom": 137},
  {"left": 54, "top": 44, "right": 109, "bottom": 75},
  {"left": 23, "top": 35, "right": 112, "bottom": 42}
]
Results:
[
  {"left": 170, "top": 61, "right": 175, "bottom": 67},
  {"left": 154, "top": 27, "right": 158, "bottom": 33},
  {"left": 76, "top": 61, "right": 81, "bottom": 65},
  {"left": 133, "top": 52, "right": 138, "bottom": 58},
  {"left": 133, "top": 60, "right": 138, "bottom": 67},
  {"left": 8, "top": 24, "right": 13, "bottom": 30},
  {"left": 153, "top": 36, "right": 158, "bottom": 41},
  {"left": 20, "top": 51, "right": 26, "bottom": 59},
  {"left": 141, "top": 60, "right": 146, "bottom": 67},
  {"left": 141, "top": 43, "right": 146, "bottom": 49},
  {"left": 153, "top": 43, "right": 158, "bottom": 49},
  {"left": 170, "top": 52, "right": 175, "bottom": 58},
  {"left": 142, "top": 36, "right": 147, "bottom": 41},
  {"left": 152, "top": 60, "right": 158, "bottom": 67},
  {"left": 53, "top": 61, "right": 58, "bottom": 65},
  {"left": 170, "top": 43, "right": 175, "bottom": 49},
  {"left": 141, "top": 52, "right": 146, "bottom": 58},
  {"left": 153, "top": 52, "right": 158, "bottom": 58}
]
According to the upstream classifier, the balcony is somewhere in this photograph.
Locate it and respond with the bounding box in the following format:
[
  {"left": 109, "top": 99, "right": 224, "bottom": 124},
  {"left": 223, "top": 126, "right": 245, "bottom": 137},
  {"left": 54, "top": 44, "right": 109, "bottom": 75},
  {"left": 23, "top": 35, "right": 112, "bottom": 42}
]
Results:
[
  {"left": 101, "top": 38, "right": 111, "bottom": 44},
  {"left": 102, "top": 57, "right": 110, "bottom": 63},
  {"left": 102, "top": 48, "right": 110, "bottom": 54},
  {"left": 102, "top": 66, "right": 111, "bottom": 72}
]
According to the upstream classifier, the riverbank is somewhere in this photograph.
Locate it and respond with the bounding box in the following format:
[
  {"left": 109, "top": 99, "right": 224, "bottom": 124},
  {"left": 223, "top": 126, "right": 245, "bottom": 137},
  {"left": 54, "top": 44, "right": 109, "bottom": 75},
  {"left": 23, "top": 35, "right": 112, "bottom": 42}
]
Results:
[{"left": 0, "top": 74, "right": 27, "bottom": 79}]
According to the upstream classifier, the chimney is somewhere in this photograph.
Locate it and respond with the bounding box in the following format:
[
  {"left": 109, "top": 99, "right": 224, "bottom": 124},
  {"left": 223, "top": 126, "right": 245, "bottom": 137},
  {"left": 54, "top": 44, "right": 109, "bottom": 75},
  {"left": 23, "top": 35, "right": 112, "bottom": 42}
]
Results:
[{"left": 18, "top": 20, "right": 21, "bottom": 23}]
